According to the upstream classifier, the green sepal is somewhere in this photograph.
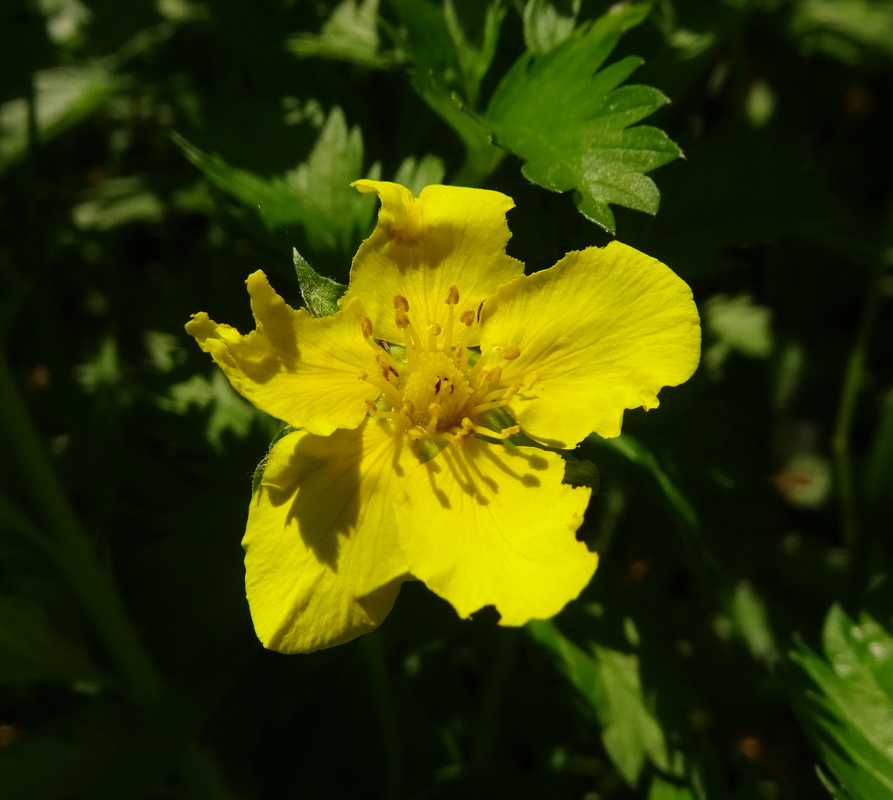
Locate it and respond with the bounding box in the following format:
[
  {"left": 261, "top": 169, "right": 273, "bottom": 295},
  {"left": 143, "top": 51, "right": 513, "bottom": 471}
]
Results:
[
  {"left": 294, "top": 249, "right": 347, "bottom": 317},
  {"left": 562, "top": 452, "right": 600, "bottom": 491},
  {"left": 251, "top": 424, "right": 296, "bottom": 495}
]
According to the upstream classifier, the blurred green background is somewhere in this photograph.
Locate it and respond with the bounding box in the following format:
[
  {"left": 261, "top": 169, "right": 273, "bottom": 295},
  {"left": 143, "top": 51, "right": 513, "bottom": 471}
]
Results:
[{"left": 2, "top": 0, "right": 893, "bottom": 798}]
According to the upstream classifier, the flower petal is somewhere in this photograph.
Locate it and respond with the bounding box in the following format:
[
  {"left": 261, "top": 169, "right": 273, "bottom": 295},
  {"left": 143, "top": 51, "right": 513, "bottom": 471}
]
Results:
[
  {"left": 480, "top": 241, "right": 701, "bottom": 447},
  {"left": 344, "top": 180, "right": 524, "bottom": 345},
  {"left": 244, "top": 421, "right": 414, "bottom": 653},
  {"left": 186, "top": 271, "right": 376, "bottom": 435},
  {"left": 396, "top": 439, "right": 597, "bottom": 626}
]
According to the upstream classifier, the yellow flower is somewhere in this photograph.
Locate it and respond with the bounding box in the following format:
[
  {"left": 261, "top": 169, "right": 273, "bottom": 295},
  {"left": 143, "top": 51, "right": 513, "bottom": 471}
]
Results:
[{"left": 186, "top": 180, "right": 700, "bottom": 654}]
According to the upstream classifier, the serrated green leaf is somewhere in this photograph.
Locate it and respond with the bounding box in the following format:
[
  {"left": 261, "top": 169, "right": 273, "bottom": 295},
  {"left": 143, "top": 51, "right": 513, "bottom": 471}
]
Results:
[
  {"left": 522, "top": 0, "right": 580, "bottom": 55},
  {"left": 484, "top": 5, "right": 681, "bottom": 232},
  {"left": 289, "top": 0, "right": 399, "bottom": 68},
  {"left": 392, "top": 153, "right": 446, "bottom": 194},
  {"left": 790, "top": 605, "right": 893, "bottom": 799},
  {"left": 293, "top": 248, "right": 347, "bottom": 317},
  {"left": 174, "top": 106, "right": 380, "bottom": 258},
  {"left": 390, "top": 0, "right": 506, "bottom": 182}
]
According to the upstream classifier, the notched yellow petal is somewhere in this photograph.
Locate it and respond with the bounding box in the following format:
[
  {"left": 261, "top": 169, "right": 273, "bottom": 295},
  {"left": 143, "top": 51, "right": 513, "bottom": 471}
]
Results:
[
  {"left": 245, "top": 423, "right": 413, "bottom": 653},
  {"left": 480, "top": 241, "right": 701, "bottom": 447},
  {"left": 185, "top": 270, "right": 377, "bottom": 435},
  {"left": 344, "top": 180, "right": 524, "bottom": 346}
]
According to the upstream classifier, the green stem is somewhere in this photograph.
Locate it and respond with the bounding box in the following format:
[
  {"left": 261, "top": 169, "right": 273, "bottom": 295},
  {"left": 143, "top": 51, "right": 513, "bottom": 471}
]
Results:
[
  {"left": 832, "top": 187, "right": 893, "bottom": 552},
  {"left": 0, "top": 353, "right": 231, "bottom": 798},
  {"left": 362, "top": 632, "right": 403, "bottom": 800},
  {"left": 472, "top": 628, "right": 518, "bottom": 768},
  {"left": 0, "top": 352, "right": 162, "bottom": 703}
]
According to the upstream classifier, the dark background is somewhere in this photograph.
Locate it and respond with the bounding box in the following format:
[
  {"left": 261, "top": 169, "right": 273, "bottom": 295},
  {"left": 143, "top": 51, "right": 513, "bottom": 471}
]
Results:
[{"left": 2, "top": 0, "right": 892, "bottom": 798}]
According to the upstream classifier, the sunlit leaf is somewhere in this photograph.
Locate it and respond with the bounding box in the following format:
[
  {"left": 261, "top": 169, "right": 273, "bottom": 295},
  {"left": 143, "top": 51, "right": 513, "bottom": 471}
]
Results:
[
  {"left": 790, "top": 605, "right": 893, "bottom": 799},
  {"left": 483, "top": 4, "right": 681, "bottom": 232},
  {"left": 290, "top": 0, "right": 398, "bottom": 68},
  {"left": 792, "top": 0, "right": 893, "bottom": 63},
  {"left": 390, "top": 0, "right": 506, "bottom": 182},
  {"left": 392, "top": 153, "right": 446, "bottom": 194},
  {"left": 293, "top": 248, "right": 346, "bottom": 317},
  {"left": 174, "top": 106, "right": 380, "bottom": 258},
  {"left": 528, "top": 619, "right": 677, "bottom": 785},
  {"left": 522, "top": 0, "right": 580, "bottom": 55}
]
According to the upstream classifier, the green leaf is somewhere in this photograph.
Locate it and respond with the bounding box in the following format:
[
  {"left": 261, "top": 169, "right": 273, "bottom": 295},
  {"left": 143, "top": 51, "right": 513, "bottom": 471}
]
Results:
[
  {"left": 522, "top": 0, "right": 580, "bottom": 55},
  {"left": 72, "top": 176, "right": 165, "bottom": 231},
  {"left": 294, "top": 248, "right": 347, "bottom": 317},
  {"left": 289, "top": 0, "right": 399, "bottom": 68},
  {"left": 792, "top": 0, "right": 893, "bottom": 64},
  {"left": 790, "top": 605, "right": 893, "bottom": 799},
  {"left": 390, "top": 0, "right": 506, "bottom": 182},
  {"left": 392, "top": 153, "right": 446, "bottom": 194},
  {"left": 865, "top": 387, "right": 893, "bottom": 522},
  {"left": 483, "top": 5, "right": 681, "bottom": 232},
  {"left": 0, "top": 595, "right": 100, "bottom": 684},
  {"left": 0, "top": 65, "right": 121, "bottom": 174},
  {"left": 528, "top": 619, "right": 676, "bottom": 785},
  {"left": 589, "top": 433, "right": 698, "bottom": 537},
  {"left": 174, "top": 106, "right": 380, "bottom": 258},
  {"left": 705, "top": 294, "right": 773, "bottom": 359},
  {"left": 391, "top": 0, "right": 506, "bottom": 106},
  {"left": 157, "top": 371, "right": 258, "bottom": 450}
]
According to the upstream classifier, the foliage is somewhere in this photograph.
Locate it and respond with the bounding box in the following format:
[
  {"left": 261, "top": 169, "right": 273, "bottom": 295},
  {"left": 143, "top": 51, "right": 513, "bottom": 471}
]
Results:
[{"left": 1, "top": 0, "right": 893, "bottom": 797}]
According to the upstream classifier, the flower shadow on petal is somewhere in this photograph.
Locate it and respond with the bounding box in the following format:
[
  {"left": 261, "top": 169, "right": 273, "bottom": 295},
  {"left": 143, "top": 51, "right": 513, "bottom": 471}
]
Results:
[
  {"left": 431, "top": 442, "right": 546, "bottom": 509},
  {"left": 263, "top": 433, "right": 364, "bottom": 571}
]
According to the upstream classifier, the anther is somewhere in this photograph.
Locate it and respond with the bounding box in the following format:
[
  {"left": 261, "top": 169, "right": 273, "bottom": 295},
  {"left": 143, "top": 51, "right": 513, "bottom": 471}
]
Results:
[
  {"left": 445, "top": 285, "right": 459, "bottom": 305},
  {"left": 459, "top": 310, "right": 475, "bottom": 326},
  {"left": 523, "top": 371, "right": 540, "bottom": 390},
  {"left": 395, "top": 308, "right": 411, "bottom": 329},
  {"left": 502, "top": 346, "right": 521, "bottom": 360},
  {"left": 360, "top": 316, "right": 373, "bottom": 339},
  {"left": 394, "top": 294, "right": 410, "bottom": 312},
  {"left": 473, "top": 424, "right": 520, "bottom": 440}
]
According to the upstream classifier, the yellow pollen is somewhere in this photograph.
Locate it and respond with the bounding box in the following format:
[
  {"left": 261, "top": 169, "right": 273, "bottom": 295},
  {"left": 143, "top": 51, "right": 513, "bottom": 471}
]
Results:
[
  {"left": 360, "top": 316, "right": 373, "bottom": 338},
  {"left": 445, "top": 285, "right": 459, "bottom": 305}
]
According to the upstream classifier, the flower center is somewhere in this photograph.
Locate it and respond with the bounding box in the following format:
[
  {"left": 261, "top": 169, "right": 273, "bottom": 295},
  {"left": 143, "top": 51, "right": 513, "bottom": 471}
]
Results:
[{"left": 358, "top": 286, "right": 527, "bottom": 457}]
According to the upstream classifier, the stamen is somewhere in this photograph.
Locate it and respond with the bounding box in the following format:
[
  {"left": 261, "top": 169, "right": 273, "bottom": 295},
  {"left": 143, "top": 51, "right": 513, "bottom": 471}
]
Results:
[
  {"left": 427, "top": 402, "right": 442, "bottom": 432},
  {"left": 359, "top": 370, "right": 402, "bottom": 406},
  {"left": 365, "top": 398, "right": 398, "bottom": 421},
  {"left": 445, "top": 285, "right": 459, "bottom": 305},
  {"left": 473, "top": 385, "right": 520, "bottom": 414},
  {"left": 360, "top": 318, "right": 402, "bottom": 372},
  {"left": 502, "top": 346, "right": 521, "bottom": 360},
  {"left": 427, "top": 323, "right": 442, "bottom": 352},
  {"left": 471, "top": 423, "right": 520, "bottom": 440},
  {"left": 394, "top": 295, "right": 410, "bottom": 312},
  {"left": 523, "top": 371, "right": 540, "bottom": 390}
]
